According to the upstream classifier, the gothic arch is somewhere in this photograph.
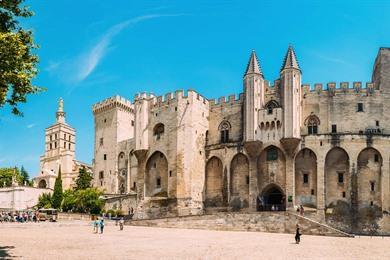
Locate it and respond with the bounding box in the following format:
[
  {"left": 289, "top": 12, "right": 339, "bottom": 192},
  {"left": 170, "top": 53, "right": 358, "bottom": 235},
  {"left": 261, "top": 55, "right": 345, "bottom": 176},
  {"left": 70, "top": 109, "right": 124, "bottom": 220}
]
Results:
[
  {"left": 258, "top": 183, "right": 285, "bottom": 211},
  {"left": 304, "top": 114, "right": 320, "bottom": 135},
  {"left": 205, "top": 156, "right": 224, "bottom": 207},
  {"left": 38, "top": 179, "right": 47, "bottom": 189},
  {"left": 357, "top": 148, "right": 382, "bottom": 209},
  {"left": 218, "top": 120, "right": 231, "bottom": 143},
  {"left": 325, "top": 147, "right": 350, "bottom": 207},
  {"left": 145, "top": 151, "right": 168, "bottom": 197},
  {"left": 230, "top": 153, "right": 249, "bottom": 209},
  {"left": 295, "top": 148, "right": 317, "bottom": 207},
  {"left": 257, "top": 145, "right": 286, "bottom": 195}
]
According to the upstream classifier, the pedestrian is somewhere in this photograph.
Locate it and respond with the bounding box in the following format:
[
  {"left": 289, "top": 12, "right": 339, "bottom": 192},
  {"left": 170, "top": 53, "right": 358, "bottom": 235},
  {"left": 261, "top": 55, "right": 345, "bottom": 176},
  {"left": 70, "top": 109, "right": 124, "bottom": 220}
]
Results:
[
  {"left": 100, "top": 219, "right": 105, "bottom": 234},
  {"left": 295, "top": 224, "right": 301, "bottom": 244},
  {"left": 93, "top": 218, "right": 99, "bottom": 233},
  {"left": 119, "top": 217, "right": 124, "bottom": 231},
  {"left": 300, "top": 205, "right": 304, "bottom": 216}
]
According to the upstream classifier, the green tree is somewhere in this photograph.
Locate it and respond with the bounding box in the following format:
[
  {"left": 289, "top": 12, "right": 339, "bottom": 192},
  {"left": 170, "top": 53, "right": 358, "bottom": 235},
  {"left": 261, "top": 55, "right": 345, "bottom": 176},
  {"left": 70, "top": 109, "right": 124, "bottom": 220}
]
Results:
[
  {"left": 76, "top": 188, "right": 104, "bottom": 214},
  {"left": 62, "top": 189, "right": 77, "bottom": 212},
  {"left": 19, "top": 166, "right": 31, "bottom": 186},
  {"left": 0, "top": 0, "right": 43, "bottom": 116},
  {"left": 0, "top": 167, "right": 21, "bottom": 187},
  {"left": 75, "top": 167, "right": 92, "bottom": 190},
  {"left": 51, "top": 167, "right": 63, "bottom": 209},
  {"left": 37, "top": 192, "right": 52, "bottom": 209}
]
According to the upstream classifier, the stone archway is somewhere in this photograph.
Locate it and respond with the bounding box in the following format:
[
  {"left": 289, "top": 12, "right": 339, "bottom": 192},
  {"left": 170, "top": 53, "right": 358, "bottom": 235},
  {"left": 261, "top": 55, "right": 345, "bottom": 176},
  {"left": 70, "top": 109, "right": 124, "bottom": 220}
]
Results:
[
  {"left": 325, "top": 147, "right": 350, "bottom": 207},
  {"left": 258, "top": 184, "right": 285, "bottom": 211},
  {"left": 38, "top": 179, "right": 47, "bottom": 188},
  {"left": 295, "top": 148, "right": 317, "bottom": 208},
  {"left": 257, "top": 145, "right": 286, "bottom": 196},
  {"left": 145, "top": 151, "right": 168, "bottom": 197},
  {"left": 357, "top": 148, "right": 382, "bottom": 209},
  {"left": 230, "top": 153, "right": 249, "bottom": 209},
  {"left": 205, "top": 157, "right": 224, "bottom": 207}
]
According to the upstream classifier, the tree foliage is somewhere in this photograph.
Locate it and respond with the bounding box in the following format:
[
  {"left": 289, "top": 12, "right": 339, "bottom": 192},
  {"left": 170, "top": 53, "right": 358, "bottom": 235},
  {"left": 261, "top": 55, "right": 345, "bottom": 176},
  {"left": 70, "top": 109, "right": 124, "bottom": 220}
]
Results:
[
  {"left": 0, "top": 167, "right": 21, "bottom": 187},
  {"left": 75, "top": 167, "right": 92, "bottom": 190},
  {"left": 19, "top": 165, "right": 31, "bottom": 186},
  {"left": 0, "top": 0, "right": 43, "bottom": 115},
  {"left": 62, "top": 188, "right": 104, "bottom": 214},
  {"left": 37, "top": 192, "right": 52, "bottom": 209},
  {"left": 51, "top": 167, "right": 63, "bottom": 209}
]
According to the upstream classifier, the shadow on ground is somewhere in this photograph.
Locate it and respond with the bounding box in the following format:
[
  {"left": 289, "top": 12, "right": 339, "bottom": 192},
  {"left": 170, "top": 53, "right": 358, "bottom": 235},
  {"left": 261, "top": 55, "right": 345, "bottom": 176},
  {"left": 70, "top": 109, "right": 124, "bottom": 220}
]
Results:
[{"left": 0, "top": 246, "right": 15, "bottom": 259}]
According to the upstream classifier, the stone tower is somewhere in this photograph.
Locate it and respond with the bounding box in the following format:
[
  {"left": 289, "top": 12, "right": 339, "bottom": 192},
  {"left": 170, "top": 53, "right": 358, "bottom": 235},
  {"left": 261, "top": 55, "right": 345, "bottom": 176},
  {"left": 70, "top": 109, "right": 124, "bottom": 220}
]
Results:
[
  {"left": 244, "top": 50, "right": 265, "bottom": 141},
  {"left": 92, "top": 96, "right": 135, "bottom": 193},
  {"left": 280, "top": 46, "right": 302, "bottom": 139}
]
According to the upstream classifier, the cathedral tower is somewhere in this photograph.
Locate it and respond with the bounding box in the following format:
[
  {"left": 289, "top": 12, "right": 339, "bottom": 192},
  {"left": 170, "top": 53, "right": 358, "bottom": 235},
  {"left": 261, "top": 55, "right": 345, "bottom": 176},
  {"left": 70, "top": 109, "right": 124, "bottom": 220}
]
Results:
[{"left": 244, "top": 50, "right": 265, "bottom": 141}]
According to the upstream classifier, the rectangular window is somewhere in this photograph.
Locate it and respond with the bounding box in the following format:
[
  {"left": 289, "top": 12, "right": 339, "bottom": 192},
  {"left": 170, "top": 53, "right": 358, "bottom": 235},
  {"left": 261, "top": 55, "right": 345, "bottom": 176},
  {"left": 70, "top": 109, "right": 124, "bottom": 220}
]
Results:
[
  {"left": 376, "top": 120, "right": 379, "bottom": 127},
  {"left": 342, "top": 191, "right": 346, "bottom": 198},
  {"left": 246, "top": 175, "right": 250, "bottom": 185},
  {"left": 133, "top": 182, "right": 136, "bottom": 188},
  {"left": 68, "top": 143, "right": 71, "bottom": 150},
  {"left": 64, "top": 133, "right": 66, "bottom": 139},
  {"left": 357, "top": 103, "right": 364, "bottom": 112},
  {"left": 55, "top": 133, "right": 57, "bottom": 139},
  {"left": 69, "top": 135, "right": 71, "bottom": 141},
  {"left": 370, "top": 181, "right": 375, "bottom": 191},
  {"left": 308, "top": 125, "right": 318, "bottom": 135},
  {"left": 64, "top": 142, "right": 66, "bottom": 148},
  {"left": 50, "top": 143, "right": 52, "bottom": 150},
  {"left": 374, "top": 154, "right": 379, "bottom": 162},
  {"left": 99, "top": 171, "right": 104, "bottom": 179},
  {"left": 266, "top": 148, "right": 278, "bottom": 161},
  {"left": 50, "top": 135, "right": 52, "bottom": 141},
  {"left": 338, "top": 172, "right": 344, "bottom": 183},
  {"left": 169, "top": 170, "right": 172, "bottom": 177},
  {"left": 131, "top": 120, "right": 134, "bottom": 126},
  {"left": 99, "top": 138, "right": 103, "bottom": 146},
  {"left": 156, "top": 177, "right": 161, "bottom": 188},
  {"left": 54, "top": 142, "right": 57, "bottom": 148},
  {"left": 100, "top": 181, "right": 103, "bottom": 186},
  {"left": 103, "top": 154, "right": 107, "bottom": 160},
  {"left": 331, "top": 124, "right": 337, "bottom": 133},
  {"left": 303, "top": 173, "right": 309, "bottom": 184},
  {"left": 311, "top": 189, "right": 315, "bottom": 195},
  {"left": 220, "top": 130, "right": 229, "bottom": 143}
]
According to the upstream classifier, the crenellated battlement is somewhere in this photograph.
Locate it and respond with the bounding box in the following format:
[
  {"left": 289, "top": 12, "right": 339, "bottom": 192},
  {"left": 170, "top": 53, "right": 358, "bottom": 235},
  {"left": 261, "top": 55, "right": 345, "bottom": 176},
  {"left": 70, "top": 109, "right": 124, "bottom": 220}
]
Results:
[
  {"left": 302, "top": 82, "right": 378, "bottom": 97},
  {"left": 134, "top": 89, "right": 209, "bottom": 109},
  {"left": 209, "top": 93, "right": 244, "bottom": 107},
  {"left": 92, "top": 95, "right": 134, "bottom": 114}
]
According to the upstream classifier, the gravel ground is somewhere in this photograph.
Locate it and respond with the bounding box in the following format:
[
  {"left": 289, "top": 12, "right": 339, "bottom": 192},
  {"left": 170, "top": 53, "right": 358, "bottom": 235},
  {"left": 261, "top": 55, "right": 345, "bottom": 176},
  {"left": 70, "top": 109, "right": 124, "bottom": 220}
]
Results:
[{"left": 0, "top": 221, "right": 389, "bottom": 260}]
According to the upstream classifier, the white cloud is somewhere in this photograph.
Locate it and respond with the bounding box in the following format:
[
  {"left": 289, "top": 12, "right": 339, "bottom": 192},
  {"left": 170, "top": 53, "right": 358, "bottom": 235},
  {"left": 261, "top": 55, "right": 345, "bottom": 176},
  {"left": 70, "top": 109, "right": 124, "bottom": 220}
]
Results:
[
  {"left": 75, "top": 14, "right": 183, "bottom": 83},
  {"left": 26, "top": 123, "right": 36, "bottom": 129}
]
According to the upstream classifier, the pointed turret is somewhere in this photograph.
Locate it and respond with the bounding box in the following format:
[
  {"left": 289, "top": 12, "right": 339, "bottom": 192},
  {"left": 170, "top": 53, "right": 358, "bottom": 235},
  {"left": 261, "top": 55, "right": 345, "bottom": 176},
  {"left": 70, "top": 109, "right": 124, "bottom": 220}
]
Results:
[
  {"left": 281, "top": 45, "right": 300, "bottom": 71},
  {"left": 244, "top": 50, "right": 263, "bottom": 77},
  {"left": 56, "top": 97, "right": 66, "bottom": 124}
]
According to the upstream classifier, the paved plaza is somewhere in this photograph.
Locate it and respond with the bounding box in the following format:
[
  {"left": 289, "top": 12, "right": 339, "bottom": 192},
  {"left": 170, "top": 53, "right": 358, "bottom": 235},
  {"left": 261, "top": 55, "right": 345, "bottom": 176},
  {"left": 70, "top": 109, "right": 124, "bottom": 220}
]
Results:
[{"left": 0, "top": 221, "right": 389, "bottom": 259}]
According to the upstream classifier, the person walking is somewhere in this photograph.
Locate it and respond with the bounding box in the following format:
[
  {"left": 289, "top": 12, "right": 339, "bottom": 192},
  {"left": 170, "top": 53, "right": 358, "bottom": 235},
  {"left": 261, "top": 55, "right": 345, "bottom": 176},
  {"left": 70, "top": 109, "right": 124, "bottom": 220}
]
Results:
[
  {"left": 93, "top": 218, "right": 99, "bottom": 233},
  {"left": 119, "top": 217, "right": 124, "bottom": 231},
  {"left": 99, "top": 219, "right": 105, "bottom": 234},
  {"left": 295, "top": 224, "right": 301, "bottom": 244}
]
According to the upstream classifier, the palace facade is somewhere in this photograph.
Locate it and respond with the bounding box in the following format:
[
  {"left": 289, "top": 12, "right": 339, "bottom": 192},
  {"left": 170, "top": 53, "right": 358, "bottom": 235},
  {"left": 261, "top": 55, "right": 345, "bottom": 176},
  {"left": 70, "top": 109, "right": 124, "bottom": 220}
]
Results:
[{"left": 92, "top": 46, "right": 390, "bottom": 233}]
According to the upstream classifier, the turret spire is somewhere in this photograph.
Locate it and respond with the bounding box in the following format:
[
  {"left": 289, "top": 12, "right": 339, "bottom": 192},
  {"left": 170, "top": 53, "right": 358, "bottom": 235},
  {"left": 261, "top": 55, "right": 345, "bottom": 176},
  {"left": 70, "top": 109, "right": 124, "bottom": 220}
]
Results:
[
  {"left": 281, "top": 45, "right": 300, "bottom": 71},
  {"left": 56, "top": 97, "right": 66, "bottom": 123},
  {"left": 244, "top": 50, "right": 263, "bottom": 77}
]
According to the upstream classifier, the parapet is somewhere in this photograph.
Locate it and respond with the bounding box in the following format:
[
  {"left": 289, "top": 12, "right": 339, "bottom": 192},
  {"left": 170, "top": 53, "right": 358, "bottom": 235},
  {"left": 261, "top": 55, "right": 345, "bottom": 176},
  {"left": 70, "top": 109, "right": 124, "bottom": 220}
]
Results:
[
  {"left": 209, "top": 93, "right": 244, "bottom": 107},
  {"left": 92, "top": 95, "right": 134, "bottom": 114},
  {"left": 134, "top": 89, "right": 209, "bottom": 108},
  {"left": 302, "top": 81, "right": 378, "bottom": 97}
]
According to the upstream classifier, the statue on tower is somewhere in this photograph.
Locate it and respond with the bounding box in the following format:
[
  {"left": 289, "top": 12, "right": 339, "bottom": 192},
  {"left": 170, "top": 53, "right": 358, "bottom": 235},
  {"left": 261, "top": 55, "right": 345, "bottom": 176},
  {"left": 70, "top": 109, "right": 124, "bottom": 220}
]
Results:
[{"left": 56, "top": 97, "right": 66, "bottom": 123}]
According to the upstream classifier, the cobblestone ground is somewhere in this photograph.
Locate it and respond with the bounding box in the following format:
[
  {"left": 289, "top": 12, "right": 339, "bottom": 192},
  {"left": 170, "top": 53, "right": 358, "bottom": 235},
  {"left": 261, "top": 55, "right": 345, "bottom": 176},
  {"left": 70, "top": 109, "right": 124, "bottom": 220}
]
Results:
[{"left": 0, "top": 221, "right": 389, "bottom": 260}]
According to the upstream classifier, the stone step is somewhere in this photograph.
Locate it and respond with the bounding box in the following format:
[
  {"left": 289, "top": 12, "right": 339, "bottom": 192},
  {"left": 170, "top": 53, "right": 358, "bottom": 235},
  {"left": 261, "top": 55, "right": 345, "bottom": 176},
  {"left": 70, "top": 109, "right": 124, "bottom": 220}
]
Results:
[{"left": 126, "top": 212, "right": 353, "bottom": 237}]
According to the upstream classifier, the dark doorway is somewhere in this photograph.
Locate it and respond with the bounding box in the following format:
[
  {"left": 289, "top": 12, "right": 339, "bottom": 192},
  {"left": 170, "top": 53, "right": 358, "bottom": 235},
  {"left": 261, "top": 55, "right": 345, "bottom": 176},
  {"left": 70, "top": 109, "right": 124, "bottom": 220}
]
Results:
[{"left": 257, "top": 185, "right": 285, "bottom": 211}]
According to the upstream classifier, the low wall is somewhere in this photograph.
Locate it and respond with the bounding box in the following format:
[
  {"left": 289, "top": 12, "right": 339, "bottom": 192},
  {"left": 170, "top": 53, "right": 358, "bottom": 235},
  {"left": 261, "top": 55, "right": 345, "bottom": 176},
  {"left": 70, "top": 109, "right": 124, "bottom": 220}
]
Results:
[
  {"left": 0, "top": 186, "right": 52, "bottom": 211},
  {"left": 58, "top": 212, "right": 92, "bottom": 221}
]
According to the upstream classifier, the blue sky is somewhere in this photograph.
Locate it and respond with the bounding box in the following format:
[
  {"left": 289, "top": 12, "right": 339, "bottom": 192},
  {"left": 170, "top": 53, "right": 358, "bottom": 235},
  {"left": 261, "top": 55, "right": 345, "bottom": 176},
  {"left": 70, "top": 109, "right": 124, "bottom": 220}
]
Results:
[{"left": 1, "top": 0, "right": 389, "bottom": 177}]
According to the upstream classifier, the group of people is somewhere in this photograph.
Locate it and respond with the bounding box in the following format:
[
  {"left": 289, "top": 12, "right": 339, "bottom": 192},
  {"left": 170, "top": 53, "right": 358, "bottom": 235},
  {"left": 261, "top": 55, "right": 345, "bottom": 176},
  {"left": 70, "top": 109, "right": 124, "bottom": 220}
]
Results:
[
  {"left": 296, "top": 205, "right": 305, "bottom": 216},
  {"left": 0, "top": 211, "right": 40, "bottom": 223},
  {"left": 92, "top": 217, "right": 125, "bottom": 234}
]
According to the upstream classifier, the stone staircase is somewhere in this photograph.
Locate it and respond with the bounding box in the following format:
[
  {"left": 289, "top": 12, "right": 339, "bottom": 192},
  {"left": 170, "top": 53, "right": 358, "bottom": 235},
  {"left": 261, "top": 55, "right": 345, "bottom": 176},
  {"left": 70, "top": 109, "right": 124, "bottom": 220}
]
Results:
[{"left": 126, "top": 211, "right": 354, "bottom": 237}]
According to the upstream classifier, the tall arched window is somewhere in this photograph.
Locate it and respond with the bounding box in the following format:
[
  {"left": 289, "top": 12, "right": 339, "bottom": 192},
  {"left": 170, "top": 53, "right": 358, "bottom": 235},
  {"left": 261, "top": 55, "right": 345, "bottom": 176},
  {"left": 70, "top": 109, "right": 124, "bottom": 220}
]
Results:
[
  {"left": 265, "top": 100, "right": 280, "bottom": 115},
  {"left": 304, "top": 114, "right": 320, "bottom": 135},
  {"left": 153, "top": 123, "right": 165, "bottom": 140},
  {"left": 218, "top": 120, "right": 231, "bottom": 143}
]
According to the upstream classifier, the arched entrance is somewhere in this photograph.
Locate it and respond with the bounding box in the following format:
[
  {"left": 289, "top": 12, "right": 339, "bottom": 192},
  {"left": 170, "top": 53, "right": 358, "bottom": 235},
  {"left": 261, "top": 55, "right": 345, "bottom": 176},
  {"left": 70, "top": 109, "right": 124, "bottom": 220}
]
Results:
[
  {"left": 205, "top": 156, "right": 225, "bottom": 207},
  {"left": 258, "top": 184, "right": 285, "bottom": 211},
  {"left": 230, "top": 153, "right": 249, "bottom": 209},
  {"left": 145, "top": 151, "right": 168, "bottom": 197},
  {"left": 38, "top": 179, "right": 47, "bottom": 188},
  {"left": 295, "top": 148, "right": 317, "bottom": 208}
]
